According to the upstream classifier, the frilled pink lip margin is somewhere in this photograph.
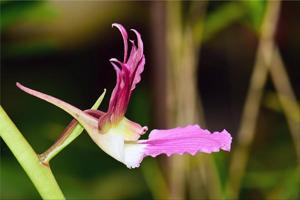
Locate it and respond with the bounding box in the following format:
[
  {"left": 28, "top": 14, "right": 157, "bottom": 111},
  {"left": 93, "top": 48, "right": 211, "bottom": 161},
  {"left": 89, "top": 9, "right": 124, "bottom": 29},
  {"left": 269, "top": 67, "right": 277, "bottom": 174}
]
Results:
[{"left": 139, "top": 125, "right": 232, "bottom": 158}]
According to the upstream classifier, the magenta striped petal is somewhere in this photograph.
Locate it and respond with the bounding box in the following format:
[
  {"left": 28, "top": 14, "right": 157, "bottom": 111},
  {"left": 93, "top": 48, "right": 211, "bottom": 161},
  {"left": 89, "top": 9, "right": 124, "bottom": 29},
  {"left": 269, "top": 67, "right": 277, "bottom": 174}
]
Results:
[
  {"left": 127, "top": 30, "right": 145, "bottom": 91},
  {"left": 112, "top": 23, "right": 128, "bottom": 62},
  {"left": 140, "top": 125, "right": 232, "bottom": 157},
  {"left": 130, "top": 55, "right": 145, "bottom": 91},
  {"left": 101, "top": 24, "right": 146, "bottom": 127}
]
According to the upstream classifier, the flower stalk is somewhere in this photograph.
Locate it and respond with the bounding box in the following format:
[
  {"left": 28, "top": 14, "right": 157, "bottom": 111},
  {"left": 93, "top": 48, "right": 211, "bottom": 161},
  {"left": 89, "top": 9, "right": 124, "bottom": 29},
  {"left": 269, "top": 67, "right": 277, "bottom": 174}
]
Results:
[{"left": 0, "top": 106, "right": 65, "bottom": 199}]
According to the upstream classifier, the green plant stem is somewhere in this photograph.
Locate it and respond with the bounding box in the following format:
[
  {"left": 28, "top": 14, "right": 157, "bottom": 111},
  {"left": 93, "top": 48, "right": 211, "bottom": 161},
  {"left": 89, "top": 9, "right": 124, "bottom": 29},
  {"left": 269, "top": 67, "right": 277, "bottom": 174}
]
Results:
[
  {"left": 39, "top": 89, "right": 106, "bottom": 164},
  {"left": 0, "top": 106, "right": 65, "bottom": 199},
  {"left": 141, "top": 159, "right": 169, "bottom": 200}
]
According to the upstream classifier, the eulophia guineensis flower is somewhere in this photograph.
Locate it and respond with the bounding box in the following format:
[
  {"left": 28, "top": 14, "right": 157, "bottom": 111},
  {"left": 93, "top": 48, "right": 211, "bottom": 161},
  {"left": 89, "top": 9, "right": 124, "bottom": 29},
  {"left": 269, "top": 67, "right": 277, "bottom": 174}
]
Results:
[{"left": 17, "top": 23, "right": 232, "bottom": 168}]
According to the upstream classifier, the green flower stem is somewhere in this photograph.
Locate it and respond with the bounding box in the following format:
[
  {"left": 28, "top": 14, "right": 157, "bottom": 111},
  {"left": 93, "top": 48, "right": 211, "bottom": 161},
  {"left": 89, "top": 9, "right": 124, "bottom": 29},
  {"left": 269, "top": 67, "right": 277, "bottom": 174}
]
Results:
[
  {"left": 40, "top": 89, "right": 106, "bottom": 164},
  {"left": 0, "top": 106, "right": 65, "bottom": 199}
]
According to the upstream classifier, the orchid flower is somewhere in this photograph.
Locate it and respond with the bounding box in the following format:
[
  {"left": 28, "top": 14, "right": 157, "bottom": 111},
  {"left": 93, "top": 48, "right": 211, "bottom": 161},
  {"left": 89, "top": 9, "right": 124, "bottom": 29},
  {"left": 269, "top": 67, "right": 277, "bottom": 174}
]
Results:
[{"left": 17, "top": 23, "right": 232, "bottom": 168}]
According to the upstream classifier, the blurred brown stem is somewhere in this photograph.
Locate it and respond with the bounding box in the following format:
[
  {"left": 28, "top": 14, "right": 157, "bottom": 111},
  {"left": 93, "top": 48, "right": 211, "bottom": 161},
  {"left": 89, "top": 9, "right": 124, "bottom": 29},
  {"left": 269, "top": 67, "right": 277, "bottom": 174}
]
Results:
[
  {"left": 270, "top": 47, "right": 300, "bottom": 162},
  {"left": 226, "top": 0, "right": 281, "bottom": 198},
  {"left": 166, "top": 1, "right": 223, "bottom": 200},
  {"left": 166, "top": 3, "right": 185, "bottom": 198},
  {"left": 146, "top": 2, "right": 169, "bottom": 199},
  {"left": 185, "top": 2, "right": 224, "bottom": 200}
]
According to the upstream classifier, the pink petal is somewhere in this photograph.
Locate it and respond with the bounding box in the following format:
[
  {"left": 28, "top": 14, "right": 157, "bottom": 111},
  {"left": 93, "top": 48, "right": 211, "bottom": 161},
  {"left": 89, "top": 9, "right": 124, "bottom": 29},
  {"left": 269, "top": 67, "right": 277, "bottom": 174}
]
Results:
[
  {"left": 16, "top": 82, "right": 99, "bottom": 130},
  {"left": 112, "top": 23, "right": 128, "bottom": 63},
  {"left": 130, "top": 29, "right": 143, "bottom": 62},
  {"left": 110, "top": 60, "right": 131, "bottom": 118},
  {"left": 127, "top": 29, "right": 145, "bottom": 91},
  {"left": 140, "top": 125, "right": 232, "bottom": 157},
  {"left": 127, "top": 40, "right": 138, "bottom": 71},
  {"left": 105, "top": 24, "right": 145, "bottom": 126},
  {"left": 100, "top": 59, "right": 132, "bottom": 126},
  {"left": 108, "top": 61, "right": 121, "bottom": 112},
  {"left": 130, "top": 55, "right": 145, "bottom": 91}
]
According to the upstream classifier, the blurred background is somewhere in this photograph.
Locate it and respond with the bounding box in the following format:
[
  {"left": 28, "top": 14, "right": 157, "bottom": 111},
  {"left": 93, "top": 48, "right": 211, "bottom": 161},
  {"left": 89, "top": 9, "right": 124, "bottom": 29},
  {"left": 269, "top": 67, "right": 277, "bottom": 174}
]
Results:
[{"left": 1, "top": 1, "right": 300, "bottom": 199}]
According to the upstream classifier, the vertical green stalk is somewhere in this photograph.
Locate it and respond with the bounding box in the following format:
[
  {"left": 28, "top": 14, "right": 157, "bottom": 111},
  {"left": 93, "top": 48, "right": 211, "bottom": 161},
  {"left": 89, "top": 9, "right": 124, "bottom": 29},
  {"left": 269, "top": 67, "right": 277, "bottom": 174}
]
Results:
[{"left": 0, "top": 106, "right": 65, "bottom": 199}]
